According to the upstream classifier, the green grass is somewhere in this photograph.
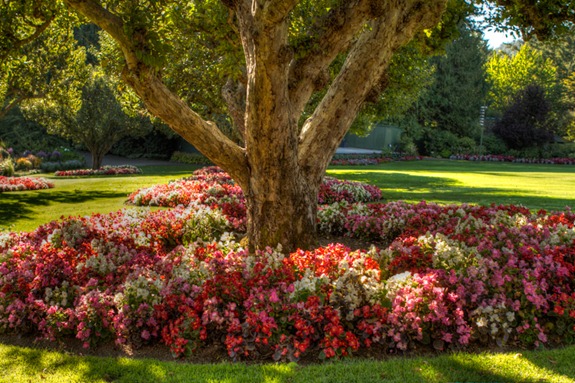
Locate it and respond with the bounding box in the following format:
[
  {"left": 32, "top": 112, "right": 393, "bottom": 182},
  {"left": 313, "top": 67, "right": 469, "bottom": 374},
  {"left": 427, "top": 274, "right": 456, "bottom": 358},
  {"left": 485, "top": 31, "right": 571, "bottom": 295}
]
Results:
[
  {"left": 0, "top": 165, "right": 201, "bottom": 232},
  {"left": 2, "top": 159, "right": 575, "bottom": 381},
  {"left": 1, "top": 343, "right": 574, "bottom": 383},
  {"left": 329, "top": 159, "right": 575, "bottom": 211}
]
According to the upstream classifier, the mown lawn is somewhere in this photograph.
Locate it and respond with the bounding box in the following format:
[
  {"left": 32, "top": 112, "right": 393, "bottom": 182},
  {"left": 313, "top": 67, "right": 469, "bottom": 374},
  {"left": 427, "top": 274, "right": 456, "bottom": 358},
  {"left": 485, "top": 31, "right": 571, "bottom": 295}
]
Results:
[
  {"left": 1, "top": 343, "right": 574, "bottom": 383},
  {"left": 330, "top": 159, "right": 575, "bottom": 211},
  {"left": 0, "top": 164, "right": 201, "bottom": 232},
  {"left": 1, "top": 159, "right": 575, "bottom": 382}
]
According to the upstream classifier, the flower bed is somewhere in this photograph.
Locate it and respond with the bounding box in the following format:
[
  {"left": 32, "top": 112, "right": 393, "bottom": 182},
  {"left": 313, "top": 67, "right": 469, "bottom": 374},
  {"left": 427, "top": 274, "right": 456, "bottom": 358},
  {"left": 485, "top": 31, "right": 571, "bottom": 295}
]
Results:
[
  {"left": 55, "top": 165, "right": 142, "bottom": 177},
  {"left": 330, "top": 155, "right": 423, "bottom": 166},
  {"left": 1, "top": 198, "right": 574, "bottom": 361},
  {"left": 0, "top": 176, "right": 54, "bottom": 192},
  {"left": 450, "top": 154, "right": 575, "bottom": 165},
  {"left": 127, "top": 167, "right": 382, "bottom": 223}
]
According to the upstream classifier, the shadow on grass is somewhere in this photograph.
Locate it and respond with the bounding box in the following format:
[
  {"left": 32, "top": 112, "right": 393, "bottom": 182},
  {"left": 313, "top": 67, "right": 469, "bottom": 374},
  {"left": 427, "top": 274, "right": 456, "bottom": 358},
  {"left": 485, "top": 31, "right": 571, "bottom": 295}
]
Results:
[
  {"left": 333, "top": 171, "right": 575, "bottom": 211},
  {"left": 0, "top": 189, "right": 126, "bottom": 228},
  {"left": 0, "top": 344, "right": 296, "bottom": 383}
]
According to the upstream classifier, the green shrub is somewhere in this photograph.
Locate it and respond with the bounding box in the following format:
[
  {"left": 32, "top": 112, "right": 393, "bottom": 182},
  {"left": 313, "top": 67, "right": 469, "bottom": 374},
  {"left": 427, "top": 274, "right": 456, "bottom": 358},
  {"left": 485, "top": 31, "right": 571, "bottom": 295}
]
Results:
[
  {"left": 0, "top": 158, "right": 15, "bottom": 176},
  {"left": 399, "top": 135, "right": 419, "bottom": 156},
  {"left": 424, "top": 130, "right": 459, "bottom": 158},
  {"left": 40, "top": 159, "right": 86, "bottom": 173},
  {"left": 481, "top": 133, "right": 508, "bottom": 155}
]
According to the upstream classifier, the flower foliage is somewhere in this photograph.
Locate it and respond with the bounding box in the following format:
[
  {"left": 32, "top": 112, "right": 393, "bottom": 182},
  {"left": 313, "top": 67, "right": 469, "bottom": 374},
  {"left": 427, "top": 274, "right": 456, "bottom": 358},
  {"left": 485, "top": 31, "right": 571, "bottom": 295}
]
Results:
[
  {"left": 127, "top": 167, "right": 382, "bottom": 221},
  {"left": 0, "top": 176, "right": 54, "bottom": 192},
  {"left": 2, "top": 193, "right": 575, "bottom": 360},
  {"left": 54, "top": 165, "right": 142, "bottom": 177}
]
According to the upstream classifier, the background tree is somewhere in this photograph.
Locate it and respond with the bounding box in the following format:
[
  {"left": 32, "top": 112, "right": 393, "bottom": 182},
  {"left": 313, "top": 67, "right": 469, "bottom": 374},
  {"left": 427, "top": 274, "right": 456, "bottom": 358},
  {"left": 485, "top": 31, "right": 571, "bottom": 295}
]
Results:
[
  {"left": 492, "top": 84, "right": 554, "bottom": 151},
  {"left": 486, "top": 43, "right": 559, "bottom": 112},
  {"left": 24, "top": 71, "right": 151, "bottom": 169},
  {"left": 417, "top": 21, "right": 489, "bottom": 138}
]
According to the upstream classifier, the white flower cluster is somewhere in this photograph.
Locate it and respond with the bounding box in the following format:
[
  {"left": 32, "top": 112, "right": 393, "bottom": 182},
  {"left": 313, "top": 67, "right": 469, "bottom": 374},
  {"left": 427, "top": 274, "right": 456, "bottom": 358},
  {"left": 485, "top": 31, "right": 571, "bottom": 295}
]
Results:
[
  {"left": 77, "top": 238, "right": 134, "bottom": 275},
  {"left": 471, "top": 302, "right": 515, "bottom": 340},
  {"left": 47, "top": 219, "right": 89, "bottom": 248},
  {"left": 420, "top": 233, "right": 480, "bottom": 272},
  {"left": 291, "top": 269, "right": 330, "bottom": 301},
  {"left": 384, "top": 271, "right": 413, "bottom": 300},
  {"left": 453, "top": 214, "right": 487, "bottom": 235},
  {"left": 0, "top": 232, "right": 13, "bottom": 250},
  {"left": 490, "top": 210, "right": 528, "bottom": 228},
  {"left": 317, "top": 201, "right": 348, "bottom": 234},
  {"left": 542, "top": 223, "right": 575, "bottom": 247},
  {"left": 44, "top": 281, "right": 72, "bottom": 307},
  {"left": 115, "top": 272, "right": 164, "bottom": 308},
  {"left": 330, "top": 254, "right": 385, "bottom": 320},
  {"left": 184, "top": 205, "right": 230, "bottom": 243}
]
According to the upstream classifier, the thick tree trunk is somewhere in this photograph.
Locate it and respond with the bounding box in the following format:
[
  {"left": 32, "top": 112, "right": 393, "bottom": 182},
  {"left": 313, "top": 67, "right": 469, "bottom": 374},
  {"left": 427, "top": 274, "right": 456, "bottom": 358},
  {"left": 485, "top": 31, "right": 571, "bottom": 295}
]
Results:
[{"left": 245, "top": 173, "right": 319, "bottom": 252}]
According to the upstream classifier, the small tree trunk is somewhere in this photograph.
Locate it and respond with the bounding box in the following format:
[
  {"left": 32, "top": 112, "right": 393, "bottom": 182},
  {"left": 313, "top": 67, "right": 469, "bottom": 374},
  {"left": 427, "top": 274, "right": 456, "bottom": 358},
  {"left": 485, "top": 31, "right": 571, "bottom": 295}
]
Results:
[{"left": 91, "top": 151, "right": 104, "bottom": 169}]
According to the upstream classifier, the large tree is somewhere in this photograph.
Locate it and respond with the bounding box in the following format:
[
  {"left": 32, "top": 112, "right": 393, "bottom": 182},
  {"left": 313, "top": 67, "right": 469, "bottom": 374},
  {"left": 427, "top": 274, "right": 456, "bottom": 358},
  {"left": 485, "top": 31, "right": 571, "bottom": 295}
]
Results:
[{"left": 3, "top": 0, "right": 573, "bottom": 251}]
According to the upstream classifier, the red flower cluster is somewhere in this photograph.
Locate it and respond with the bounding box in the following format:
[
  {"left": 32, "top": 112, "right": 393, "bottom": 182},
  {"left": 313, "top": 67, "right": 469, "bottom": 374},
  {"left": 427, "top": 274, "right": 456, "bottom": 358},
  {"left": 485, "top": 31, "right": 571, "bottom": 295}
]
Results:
[{"left": 0, "top": 176, "right": 54, "bottom": 192}]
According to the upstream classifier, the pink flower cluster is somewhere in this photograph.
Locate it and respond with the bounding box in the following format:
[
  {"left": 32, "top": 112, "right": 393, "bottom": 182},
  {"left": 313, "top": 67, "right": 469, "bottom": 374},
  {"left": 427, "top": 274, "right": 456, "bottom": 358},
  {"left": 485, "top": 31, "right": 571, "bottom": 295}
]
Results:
[
  {"left": 55, "top": 165, "right": 142, "bottom": 177},
  {"left": 450, "top": 154, "right": 575, "bottom": 165},
  {"left": 0, "top": 176, "right": 54, "bottom": 192},
  {"left": 1, "top": 197, "right": 574, "bottom": 360},
  {"left": 128, "top": 167, "right": 381, "bottom": 216}
]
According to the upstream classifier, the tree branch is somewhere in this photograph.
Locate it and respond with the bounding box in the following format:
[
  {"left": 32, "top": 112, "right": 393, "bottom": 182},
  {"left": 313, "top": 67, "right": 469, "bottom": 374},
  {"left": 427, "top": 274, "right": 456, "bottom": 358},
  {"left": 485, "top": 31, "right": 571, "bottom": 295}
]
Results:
[
  {"left": 122, "top": 66, "right": 248, "bottom": 185},
  {"left": 0, "top": 94, "right": 27, "bottom": 119},
  {"left": 298, "top": 0, "right": 447, "bottom": 174},
  {"left": 288, "top": 0, "right": 382, "bottom": 117},
  {"left": 64, "top": 0, "right": 248, "bottom": 185}
]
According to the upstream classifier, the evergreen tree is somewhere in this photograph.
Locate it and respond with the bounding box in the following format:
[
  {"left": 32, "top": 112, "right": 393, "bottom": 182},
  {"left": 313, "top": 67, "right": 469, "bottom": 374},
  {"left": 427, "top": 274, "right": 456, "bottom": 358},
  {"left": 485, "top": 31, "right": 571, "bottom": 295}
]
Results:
[{"left": 418, "top": 22, "right": 489, "bottom": 138}]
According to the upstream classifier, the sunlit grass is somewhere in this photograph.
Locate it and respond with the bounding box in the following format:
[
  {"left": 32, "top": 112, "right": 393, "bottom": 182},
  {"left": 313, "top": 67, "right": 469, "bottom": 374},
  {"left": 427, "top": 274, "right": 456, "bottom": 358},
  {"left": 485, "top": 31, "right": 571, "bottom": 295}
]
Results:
[
  {"left": 1, "top": 343, "right": 574, "bottom": 383},
  {"left": 0, "top": 165, "right": 200, "bottom": 232},
  {"left": 328, "top": 159, "right": 575, "bottom": 211}
]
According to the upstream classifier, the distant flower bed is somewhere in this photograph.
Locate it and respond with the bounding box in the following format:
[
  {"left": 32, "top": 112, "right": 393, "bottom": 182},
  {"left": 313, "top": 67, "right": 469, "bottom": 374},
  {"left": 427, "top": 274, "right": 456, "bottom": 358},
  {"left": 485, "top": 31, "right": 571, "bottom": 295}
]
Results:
[
  {"left": 1, "top": 198, "right": 575, "bottom": 361},
  {"left": 450, "top": 154, "right": 575, "bottom": 165},
  {"left": 330, "top": 155, "right": 423, "bottom": 166},
  {"left": 55, "top": 165, "right": 142, "bottom": 177},
  {"left": 127, "top": 167, "right": 382, "bottom": 228},
  {"left": 0, "top": 176, "right": 54, "bottom": 192}
]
